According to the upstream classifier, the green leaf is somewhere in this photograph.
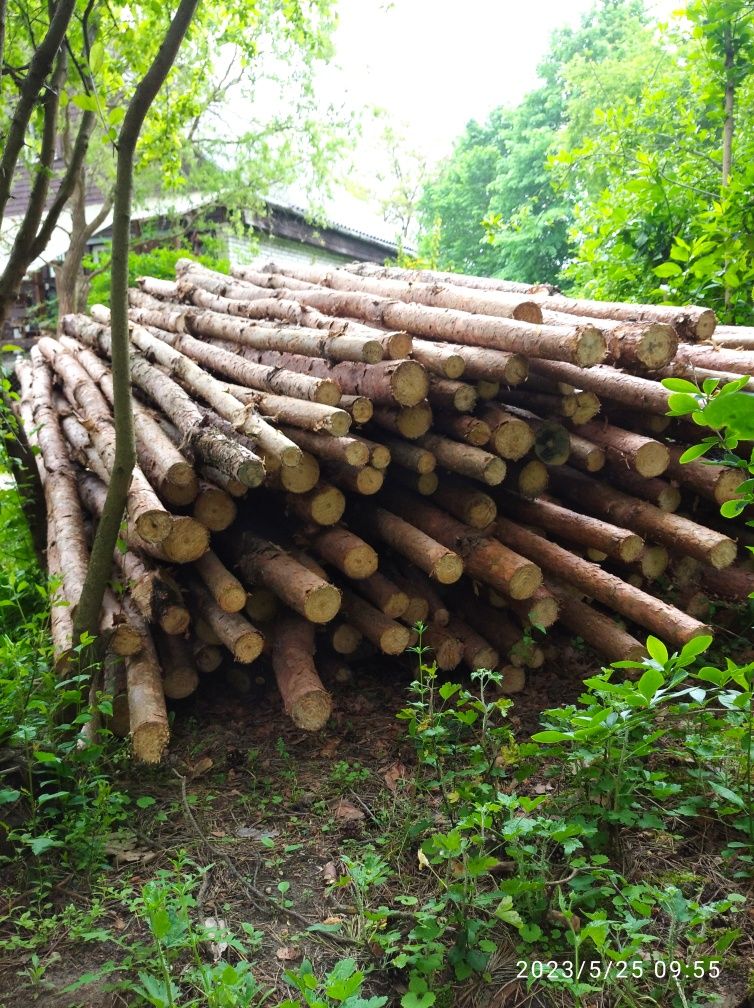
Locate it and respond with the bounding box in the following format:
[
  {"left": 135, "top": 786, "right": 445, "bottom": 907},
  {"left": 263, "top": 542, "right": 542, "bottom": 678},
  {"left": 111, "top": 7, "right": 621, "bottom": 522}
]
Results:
[
  {"left": 27, "top": 835, "right": 61, "bottom": 855},
  {"left": 136, "top": 795, "right": 156, "bottom": 808},
  {"left": 0, "top": 788, "right": 21, "bottom": 804},
  {"left": 108, "top": 106, "right": 126, "bottom": 127},
  {"left": 531, "top": 730, "right": 571, "bottom": 743},
  {"left": 637, "top": 666, "right": 664, "bottom": 701},
  {"left": 721, "top": 498, "right": 747, "bottom": 518},
  {"left": 72, "top": 93, "right": 98, "bottom": 113},
  {"left": 89, "top": 40, "right": 105, "bottom": 73},
  {"left": 661, "top": 378, "right": 700, "bottom": 394},
  {"left": 679, "top": 442, "right": 712, "bottom": 463},
  {"left": 438, "top": 682, "right": 461, "bottom": 700},
  {"left": 653, "top": 261, "right": 682, "bottom": 278},
  {"left": 401, "top": 994, "right": 435, "bottom": 1008},
  {"left": 645, "top": 636, "right": 668, "bottom": 665}
]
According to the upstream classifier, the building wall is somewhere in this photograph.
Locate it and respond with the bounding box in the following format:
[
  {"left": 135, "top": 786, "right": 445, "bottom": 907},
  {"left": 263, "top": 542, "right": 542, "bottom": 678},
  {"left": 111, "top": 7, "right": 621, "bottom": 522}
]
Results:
[{"left": 223, "top": 231, "right": 354, "bottom": 269}]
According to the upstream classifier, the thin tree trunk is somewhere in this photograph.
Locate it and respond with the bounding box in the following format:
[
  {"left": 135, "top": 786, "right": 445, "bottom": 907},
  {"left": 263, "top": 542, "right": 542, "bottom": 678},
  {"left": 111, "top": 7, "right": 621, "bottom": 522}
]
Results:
[{"left": 73, "top": 0, "right": 200, "bottom": 646}]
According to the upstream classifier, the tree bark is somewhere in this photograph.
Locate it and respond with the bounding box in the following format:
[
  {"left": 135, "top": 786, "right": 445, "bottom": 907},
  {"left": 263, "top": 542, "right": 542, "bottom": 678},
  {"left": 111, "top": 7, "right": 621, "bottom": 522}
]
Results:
[
  {"left": 431, "top": 480, "right": 497, "bottom": 529},
  {"left": 372, "top": 402, "right": 433, "bottom": 440},
  {"left": 195, "top": 549, "right": 247, "bottom": 612},
  {"left": 237, "top": 534, "right": 341, "bottom": 624},
  {"left": 340, "top": 588, "right": 412, "bottom": 655},
  {"left": 536, "top": 292, "right": 716, "bottom": 342},
  {"left": 665, "top": 446, "right": 744, "bottom": 505},
  {"left": 573, "top": 420, "right": 669, "bottom": 478},
  {"left": 546, "top": 582, "right": 647, "bottom": 662},
  {"left": 311, "top": 526, "right": 378, "bottom": 580},
  {"left": 528, "top": 360, "right": 671, "bottom": 415},
  {"left": 271, "top": 616, "right": 331, "bottom": 730},
  {"left": 188, "top": 578, "right": 263, "bottom": 663},
  {"left": 493, "top": 516, "right": 709, "bottom": 646},
  {"left": 549, "top": 467, "right": 736, "bottom": 568},
  {"left": 125, "top": 633, "right": 170, "bottom": 763},
  {"left": 427, "top": 375, "right": 477, "bottom": 413},
  {"left": 432, "top": 413, "right": 491, "bottom": 447}
]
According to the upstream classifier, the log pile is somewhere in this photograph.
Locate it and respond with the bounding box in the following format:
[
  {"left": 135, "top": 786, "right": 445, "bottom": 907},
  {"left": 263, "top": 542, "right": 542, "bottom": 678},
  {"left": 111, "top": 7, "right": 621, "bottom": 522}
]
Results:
[{"left": 13, "top": 257, "right": 754, "bottom": 762}]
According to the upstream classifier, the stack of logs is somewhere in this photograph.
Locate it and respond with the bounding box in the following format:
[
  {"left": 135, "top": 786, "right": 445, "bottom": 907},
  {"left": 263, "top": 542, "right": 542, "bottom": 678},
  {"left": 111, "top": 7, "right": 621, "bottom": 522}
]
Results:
[{"left": 13, "top": 257, "right": 754, "bottom": 762}]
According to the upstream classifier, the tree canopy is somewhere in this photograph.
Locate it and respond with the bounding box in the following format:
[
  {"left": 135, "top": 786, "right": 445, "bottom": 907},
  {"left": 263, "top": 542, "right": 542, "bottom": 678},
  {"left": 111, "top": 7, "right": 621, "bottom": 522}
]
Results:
[{"left": 416, "top": 0, "right": 754, "bottom": 323}]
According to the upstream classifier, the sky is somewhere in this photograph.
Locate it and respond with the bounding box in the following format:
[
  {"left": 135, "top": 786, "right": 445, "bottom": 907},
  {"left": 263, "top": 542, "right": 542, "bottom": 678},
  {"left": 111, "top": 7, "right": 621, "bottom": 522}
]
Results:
[{"left": 314, "top": 0, "right": 678, "bottom": 239}]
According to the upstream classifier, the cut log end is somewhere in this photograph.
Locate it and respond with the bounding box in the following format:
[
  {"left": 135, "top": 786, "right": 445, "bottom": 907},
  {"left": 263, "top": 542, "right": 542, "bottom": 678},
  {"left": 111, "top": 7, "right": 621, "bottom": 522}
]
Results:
[
  {"left": 380, "top": 624, "right": 413, "bottom": 655},
  {"left": 508, "top": 562, "right": 544, "bottom": 601},
  {"left": 708, "top": 538, "right": 738, "bottom": 570},
  {"left": 498, "top": 665, "right": 526, "bottom": 694},
  {"left": 303, "top": 584, "right": 342, "bottom": 624},
  {"left": 392, "top": 360, "right": 430, "bottom": 406},
  {"left": 575, "top": 325, "right": 608, "bottom": 367},
  {"left": 289, "top": 689, "right": 332, "bottom": 731},
  {"left": 431, "top": 552, "right": 464, "bottom": 585},
  {"left": 694, "top": 310, "right": 717, "bottom": 340},
  {"left": 160, "top": 605, "right": 191, "bottom": 636},
  {"left": 619, "top": 534, "right": 645, "bottom": 564},
  {"left": 161, "top": 517, "right": 210, "bottom": 563},
  {"left": 634, "top": 442, "right": 670, "bottom": 478},
  {"left": 313, "top": 379, "right": 342, "bottom": 406},
  {"left": 342, "top": 544, "right": 379, "bottom": 579},
  {"left": 132, "top": 723, "right": 170, "bottom": 764},
  {"left": 233, "top": 629, "right": 265, "bottom": 663},
  {"left": 133, "top": 508, "right": 173, "bottom": 544}
]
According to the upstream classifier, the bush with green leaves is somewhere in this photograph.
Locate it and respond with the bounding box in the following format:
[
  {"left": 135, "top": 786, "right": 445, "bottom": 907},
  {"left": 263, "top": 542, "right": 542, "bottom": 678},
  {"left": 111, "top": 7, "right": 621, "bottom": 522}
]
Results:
[{"left": 85, "top": 243, "right": 229, "bottom": 308}]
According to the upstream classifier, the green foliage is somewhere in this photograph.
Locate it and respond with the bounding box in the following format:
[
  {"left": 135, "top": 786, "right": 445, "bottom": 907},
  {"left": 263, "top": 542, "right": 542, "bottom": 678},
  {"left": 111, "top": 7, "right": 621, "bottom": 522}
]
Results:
[
  {"left": 86, "top": 245, "right": 229, "bottom": 308},
  {"left": 417, "top": 0, "right": 649, "bottom": 283},
  {"left": 281, "top": 957, "right": 387, "bottom": 1008}
]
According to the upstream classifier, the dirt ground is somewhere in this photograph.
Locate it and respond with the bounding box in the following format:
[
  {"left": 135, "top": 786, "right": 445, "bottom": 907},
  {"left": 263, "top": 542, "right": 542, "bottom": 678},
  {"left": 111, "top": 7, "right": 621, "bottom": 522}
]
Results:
[{"left": 0, "top": 645, "right": 751, "bottom": 1008}]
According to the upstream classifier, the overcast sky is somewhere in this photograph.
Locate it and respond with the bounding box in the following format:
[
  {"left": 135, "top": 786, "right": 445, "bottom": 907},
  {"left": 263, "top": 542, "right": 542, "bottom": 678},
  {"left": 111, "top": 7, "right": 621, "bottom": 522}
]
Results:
[{"left": 313, "top": 0, "right": 677, "bottom": 237}]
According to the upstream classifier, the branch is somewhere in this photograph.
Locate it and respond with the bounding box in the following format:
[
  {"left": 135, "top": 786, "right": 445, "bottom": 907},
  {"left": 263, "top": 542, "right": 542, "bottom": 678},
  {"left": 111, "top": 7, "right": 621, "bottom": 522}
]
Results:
[
  {"left": 0, "top": 0, "right": 78, "bottom": 225},
  {"left": 0, "top": 0, "right": 8, "bottom": 82},
  {"left": 72, "top": 0, "right": 201, "bottom": 646}
]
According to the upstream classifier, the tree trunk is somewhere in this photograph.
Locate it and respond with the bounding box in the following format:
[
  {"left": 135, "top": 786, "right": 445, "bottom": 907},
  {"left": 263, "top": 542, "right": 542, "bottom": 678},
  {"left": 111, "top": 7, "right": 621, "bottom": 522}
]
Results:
[
  {"left": 285, "top": 482, "right": 346, "bottom": 527},
  {"left": 356, "top": 572, "right": 409, "bottom": 619},
  {"left": 367, "top": 506, "right": 464, "bottom": 583},
  {"left": 72, "top": 0, "right": 200, "bottom": 649},
  {"left": 433, "top": 413, "right": 491, "bottom": 447}
]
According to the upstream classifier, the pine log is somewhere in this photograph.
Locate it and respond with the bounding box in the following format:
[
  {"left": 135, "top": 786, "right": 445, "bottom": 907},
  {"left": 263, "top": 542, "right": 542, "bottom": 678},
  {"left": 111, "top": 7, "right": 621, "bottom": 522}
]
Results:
[
  {"left": 701, "top": 563, "right": 754, "bottom": 602},
  {"left": 528, "top": 360, "right": 670, "bottom": 415},
  {"left": 39, "top": 337, "right": 173, "bottom": 544},
  {"left": 341, "top": 588, "right": 412, "bottom": 654},
  {"left": 198, "top": 466, "right": 247, "bottom": 497},
  {"left": 225, "top": 343, "right": 427, "bottom": 407},
  {"left": 311, "top": 526, "right": 378, "bottom": 580},
  {"left": 427, "top": 375, "right": 477, "bottom": 413},
  {"left": 381, "top": 437, "right": 436, "bottom": 473},
  {"left": 155, "top": 631, "right": 199, "bottom": 699},
  {"left": 410, "top": 338, "right": 466, "bottom": 378},
  {"left": 542, "top": 312, "right": 678, "bottom": 370},
  {"left": 382, "top": 488, "right": 541, "bottom": 599},
  {"left": 498, "top": 666, "right": 527, "bottom": 694},
  {"left": 537, "top": 292, "right": 715, "bottom": 341},
  {"left": 125, "top": 633, "right": 170, "bottom": 763},
  {"left": 340, "top": 394, "right": 374, "bottom": 424},
  {"left": 192, "top": 481, "right": 237, "bottom": 531},
  {"left": 285, "top": 482, "right": 346, "bottom": 526},
  {"left": 103, "top": 653, "right": 130, "bottom": 737},
  {"left": 226, "top": 382, "right": 350, "bottom": 438},
  {"left": 675, "top": 343, "right": 753, "bottom": 376},
  {"left": 100, "top": 590, "right": 145, "bottom": 656},
  {"left": 508, "top": 585, "right": 559, "bottom": 630},
  {"left": 272, "top": 615, "right": 332, "bottom": 730},
  {"left": 456, "top": 597, "right": 533, "bottom": 667},
  {"left": 64, "top": 338, "right": 200, "bottom": 506},
  {"left": 120, "top": 549, "right": 190, "bottom": 635},
  {"left": 502, "top": 493, "right": 644, "bottom": 562},
  {"left": 392, "top": 573, "right": 431, "bottom": 625},
  {"left": 220, "top": 261, "right": 608, "bottom": 366},
  {"left": 372, "top": 402, "right": 433, "bottom": 439},
  {"left": 446, "top": 616, "right": 499, "bottom": 671},
  {"left": 331, "top": 622, "right": 363, "bottom": 655},
  {"left": 325, "top": 461, "right": 384, "bottom": 496},
  {"left": 245, "top": 587, "right": 279, "bottom": 624},
  {"left": 445, "top": 344, "right": 528, "bottom": 385},
  {"left": 417, "top": 432, "right": 505, "bottom": 485},
  {"left": 195, "top": 549, "right": 247, "bottom": 612},
  {"left": 390, "top": 466, "right": 439, "bottom": 495},
  {"left": 434, "top": 413, "right": 491, "bottom": 447},
  {"left": 237, "top": 534, "right": 341, "bottom": 623},
  {"left": 47, "top": 537, "right": 73, "bottom": 672},
  {"left": 549, "top": 467, "right": 736, "bottom": 568},
  {"left": 493, "top": 516, "right": 710, "bottom": 645},
  {"left": 61, "top": 316, "right": 265, "bottom": 486},
  {"left": 29, "top": 352, "right": 89, "bottom": 614},
  {"left": 193, "top": 640, "right": 223, "bottom": 674},
  {"left": 500, "top": 388, "right": 577, "bottom": 419},
  {"left": 432, "top": 480, "right": 497, "bottom": 529},
  {"left": 368, "top": 507, "right": 464, "bottom": 583},
  {"left": 546, "top": 582, "right": 647, "bottom": 662},
  {"left": 606, "top": 466, "right": 681, "bottom": 512},
  {"left": 573, "top": 421, "right": 669, "bottom": 478},
  {"left": 567, "top": 432, "right": 606, "bottom": 473},
  {"left": 195, "top": 616, "right": 221, "bottom": 644},
  {"left": 502, "top": 459, "right": 549, "bottom": 498},
  {"left": 572, "top": 392, "right": 602, "bottom": 426},
  {"left": 665, "top": 446, "right": 744, "bottom": 505},
  {"left": 357, "top": 571, "right": 410, "bottom": 618},
  {"left": 257, "top": 260, "right": 544, "bottom": 323},
  {"left": 279, "top": 426, "right": 370, "bottom": 467},
  {"left": 476, "top": 379, "right": 500, "bottom": 400},
  {"left": 189, "top": 579, "right": 264, "bottom": 663},
  {"left": 608, "top": 409, "right": 671, "bottom": 436},
  {"left": 363, "top": 438, "right": 391, "bottom": 470},
  {"left": 422, "top": 622, "right": 463, "bottom": 669},
  {"left": 343, "top": 261, "right": 542, "bottom": 294},
  {"left": 393, "top": 565, "right": 450, "bottom": 625},
  {"left": 266, "top": 451, "right": 320, "bottom": 494},
  {"left": 477, "top": 404, "right": 535, "bottom": 461},
  {"left": 497, "top": 408, "right": 570, "bottom": 466}
]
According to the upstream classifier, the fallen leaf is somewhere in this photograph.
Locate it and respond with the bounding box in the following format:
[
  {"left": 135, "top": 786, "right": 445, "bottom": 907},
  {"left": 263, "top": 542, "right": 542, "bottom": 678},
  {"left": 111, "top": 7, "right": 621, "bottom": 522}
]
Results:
[
  {"left": 322, "top": 915, "right": 344, "bottom": 925},
  {"left": 203, "top": 917, "right": 228, "bottom": 962},
  {"left": 319, "top": 738, "right": 341, "bottom": 758},
  {"left": 417, "top": 848, "right": 430, "bottom": 870},
  {"left": 188, "top": 756, "right": 214, "bottom": 778},
  {"left": 236, "top": 826, "right": 279, "bottom": 841},
  {"left": 322, "top": 861, "right": 338, "bottom": 886},
  {"left": 276, "top": 945, "right": 302, "bottom": 962},
  {"left": 383, "top": 761, "right": 408, "bottom": 792},
  {"left": 329, "top": 797, "right": 365, "bottom": 823}
]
